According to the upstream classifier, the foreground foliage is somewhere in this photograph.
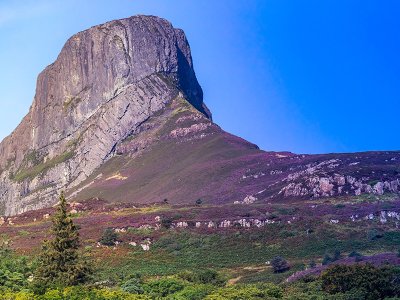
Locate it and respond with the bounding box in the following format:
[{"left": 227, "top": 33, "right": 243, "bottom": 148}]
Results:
[
  {"left": 0, "top": 244, "right": 33, "bottom": 292},
  {"left": 321, "top": 264, "right": 400, "bottom": 299},
  {"left": 1, "top": 197, "right": 400, "bottom": 299},
  {"left": 34, "top": 192, "right": 91, "bottom": 289},
  {"left": 0, "top": 264, "right": 399, "bottom": 299}
]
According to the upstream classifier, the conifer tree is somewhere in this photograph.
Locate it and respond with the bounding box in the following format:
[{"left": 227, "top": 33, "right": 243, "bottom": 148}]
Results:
[{"left": 34, "top": 191, "right": 90, "bottom": 288}]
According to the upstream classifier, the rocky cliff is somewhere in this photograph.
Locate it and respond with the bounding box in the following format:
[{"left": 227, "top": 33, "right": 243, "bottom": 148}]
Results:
[
  {"left": 0, "top": 15, "right": 399, "bottom": 216},
  {"left": 0, "top": 15, "right": 210, "bottom": 215}
]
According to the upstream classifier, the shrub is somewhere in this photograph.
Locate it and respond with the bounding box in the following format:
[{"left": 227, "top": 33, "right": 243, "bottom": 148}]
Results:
[
  {"left": 332, "top": 250, "right": 341, "bottom": 262},
  {"left": 0, "top": 291, "right": 36, "bottom": 300},
  {"left": 321, "top": 264, "right": 399, "bottom": 300},
  {"left": 322, "top": 250, "right": 341, "bottom": 266},
  {"left": 174, "top": 285, "right": 214, "bottom": 300},
  {"left": 368, "top": 229, "right": 383, "bottom": 241},
  {"left": 205, "top": 283, "right": 282, "bottom": 300},
  {"left": 0, "top": 245, "right": 33, "bottom": 292},
  {"left": 348, "top": 251, "right": 363, "bottom": 262},
  {"left": 322, "top": 254, "right": 332, "bottom": 265},
  {"left": 271, "top": 256, "right": 289, "bottom": 273},
  {"left": 177, "top": 270, "right": 196, "bottom": 282},
  {"left": 195, "top": 199, "right": 203, "bottom": 206},
  {"left": 309, "top": 260, "right": 317, "bottom": 269},
  {"left": 160, "top": 217, "right": 173, "bottom": 229},
  {"left": 121, "top": 278, "right": 144, "bottom": 294},
  {"left": 0, "top": 287, "right": 152, "bottom": 300},
  {"left": 40, "top": 287, "right": 151, "bottom": 299},
  {"left": 99, "top": 228, "right": 119, "bottom": 246},
  {"left": 143, "top": 278, "right": 185, "bottom": 297},
  {"left": 196, "top": 269, "right": 225, "bottom": 286}
]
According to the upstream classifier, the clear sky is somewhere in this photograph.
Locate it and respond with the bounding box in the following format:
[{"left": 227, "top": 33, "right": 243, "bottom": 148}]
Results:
[{"left": 0, "top": 0, "right": 399, "bottom": 154}]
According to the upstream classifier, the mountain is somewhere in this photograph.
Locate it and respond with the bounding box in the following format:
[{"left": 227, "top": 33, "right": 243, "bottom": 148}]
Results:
[{"left": 0, "top": 15, "right": 399, "bottom": 216}]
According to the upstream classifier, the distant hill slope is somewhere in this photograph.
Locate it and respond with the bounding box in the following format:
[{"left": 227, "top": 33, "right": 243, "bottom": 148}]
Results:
[
  {"left": 0, "top": 15, "right": 398, "bottom": 215},
  {"left": 68, "top": 96, "right": 400, "bottom": 206}
]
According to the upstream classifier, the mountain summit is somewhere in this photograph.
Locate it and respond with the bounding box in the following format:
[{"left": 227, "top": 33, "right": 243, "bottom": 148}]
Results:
[
  {"left": 0, "top": 15, "right": 399, "bottom": 215},
  {"left": 0, "top": 15, "right": 209, "bottom": 214}
]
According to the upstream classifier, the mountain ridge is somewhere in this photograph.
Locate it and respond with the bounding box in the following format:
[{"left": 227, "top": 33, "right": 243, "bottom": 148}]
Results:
[
  {"left": 0, "top": 15, "right": 399, "bottom": 216},
  {"left": 0, "top": 15, "right": 210, "bottom": 215}
]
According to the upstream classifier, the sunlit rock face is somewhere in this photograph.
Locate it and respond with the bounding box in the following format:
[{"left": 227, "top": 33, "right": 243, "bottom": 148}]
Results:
[
  {"left": 0, "top": 15, "right": 398, "bottom": 216},
  {"left": 0, "top": 15, "right": 210, "bottom": 215}
]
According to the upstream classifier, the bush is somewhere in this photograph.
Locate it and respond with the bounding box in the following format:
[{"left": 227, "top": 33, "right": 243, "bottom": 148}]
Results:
[
  {"left": 143, "top": 278, "right": 185, "bottom": 297},
  {"left": 322, "top": 254, "right": 331, "bottom": 265},
  {"left": 348, "top": 251, "right": 364, "bottom": 263},
  {"left": 177, "top": 270, "right": 196, "bottom": 282},
  {"left": 332, "top": 250, "right": 341, "bottom": 262},
  {"left": 205, "top": 283, "right": 282, "bottom": 300},
  {"left": 0, "top": 287, "right": 151, "bottom": 300},
  {"left": 160, "top": 218, "right": 173, "bottom": 229},
  {"left": 121, "top": 278, "right": 144, "bottom": 294},
  {"left": 271, "top": 256, "right": 289, "bottom": 273},
  {"left": 196, "top": 269, "right": 225, "bottom": 286},
  {"left": 309, "top": 260, "right": 317, "bottom": 269},
  {"left": 174, "top": 285, "right": 214, "bottom": 300},
  {"left": 368, "top": 229, "right": 383, "bottom": 241},
  {"left": 321, "top": 264, "right": 400, "bottom": 300},
  {"left": 0, "top": 244, "right": 33, "bottom": 292},
  {"left": 322, "top": 251, "right": 341, "bottom": 266},
  {"left": 99, "top": 228, "right": 119, "bottom": 246}
]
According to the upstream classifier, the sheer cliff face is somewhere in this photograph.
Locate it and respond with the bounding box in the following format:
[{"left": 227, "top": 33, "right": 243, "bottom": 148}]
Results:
[{"left": 0, "top": 15, "right": 210, "bottom": 215}]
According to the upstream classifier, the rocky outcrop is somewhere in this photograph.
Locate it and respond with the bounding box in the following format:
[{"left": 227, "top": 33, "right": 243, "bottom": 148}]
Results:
[
  {"left": 0, "top": 15, "right": 399, "bottom": 216},
  {"left": 0, "top": 15, "right": 210, "bottom": 215},
  {"left": 278, "top": 157, "right": 400, "bottom": 198}
]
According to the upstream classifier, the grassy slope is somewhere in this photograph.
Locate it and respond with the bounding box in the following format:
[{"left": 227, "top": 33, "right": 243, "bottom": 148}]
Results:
[
  {"left": 2, "top": 195, "right": 400, "bottom": 284},
  {"left": 69, "top": 98, "right": 269, "bottom": 205},
  {"left": 67, "top": 97, "right": 400, "bottom": 209}
]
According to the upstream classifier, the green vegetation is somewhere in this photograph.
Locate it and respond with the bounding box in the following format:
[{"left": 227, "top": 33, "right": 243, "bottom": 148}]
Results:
[
  {"left": 11, "top": 151, "right": 74, "bottom": 182},
  {"left": 99, "top": 228, "right": 119, "bottom": 246},
  {"left": 34, "top": 192, "right": 91, "bottom": 289},
  {"left": 271, "top": 256, "right": 290, "bottom": 273},
  {"left": 1, "top": 194, "right": 400, "bottom": 299},
  {"left": 2, "top": 260, "right": 400, "bottom": 299},
  {"left": 321, "top": 264, "right": 400, "bottom": 299},
  {"left": 0, "top": 244, "right": 33, "bottom": 292}
]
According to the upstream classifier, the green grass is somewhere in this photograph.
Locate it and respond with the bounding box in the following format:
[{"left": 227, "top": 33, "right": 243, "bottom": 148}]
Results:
[
  {"left": 17, "top": 230, "right": 30, "bottom": 236},
  {"left": 238, "top": 263, "right": 304, "bottom": 284},
  {"left": 91, "top": 216, "right": 400, "bottom": 284},
  {"left": 12, "top": 151, "right": 74, "bottom": 182}
]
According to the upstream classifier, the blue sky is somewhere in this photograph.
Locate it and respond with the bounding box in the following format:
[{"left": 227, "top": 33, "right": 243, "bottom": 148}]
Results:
[{"left": 0, "top": 0, "right": 399, "bottom": 154}]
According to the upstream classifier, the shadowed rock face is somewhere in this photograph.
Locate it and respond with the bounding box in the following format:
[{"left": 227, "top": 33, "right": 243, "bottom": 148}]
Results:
[{"left": 0, "top": 15, "right": 210, "bottom": 215}]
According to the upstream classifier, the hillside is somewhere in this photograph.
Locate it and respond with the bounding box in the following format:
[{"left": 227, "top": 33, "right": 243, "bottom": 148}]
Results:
[
  {"left": 0, "top": 14, "right": 398, "bottom": 218},
  {"left": 0, "top": 13, "right": 400, "bottom": 300}
]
